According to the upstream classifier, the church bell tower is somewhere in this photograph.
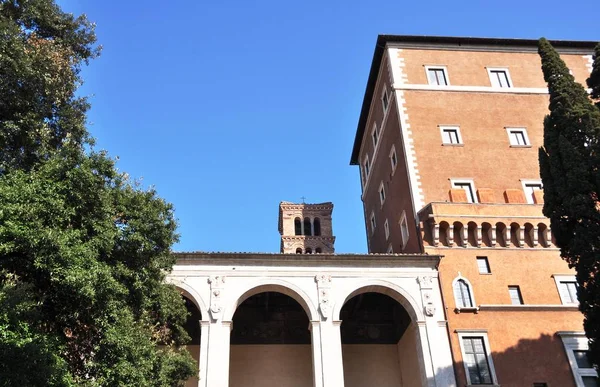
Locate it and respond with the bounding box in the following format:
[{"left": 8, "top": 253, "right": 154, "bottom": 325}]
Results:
[{"left": 278, "top": 201, "right": 335, "bottom": 254}]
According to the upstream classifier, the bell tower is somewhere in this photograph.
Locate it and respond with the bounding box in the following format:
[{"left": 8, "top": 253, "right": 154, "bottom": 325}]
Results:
[{"left": 278, "top": 201, "right": 335, "bottom": 254}]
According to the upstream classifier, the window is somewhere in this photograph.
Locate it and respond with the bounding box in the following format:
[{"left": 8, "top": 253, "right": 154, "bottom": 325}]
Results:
[
  {"left": 451, "top": 179, "right": 477, "bottom": 203},
  {"left": 363, "top": 156, "right": 370, "bottom": 182},
  {"left": 508, "top": 286, "right": 524, "bottom": 305},
  {"left": 462, "top": 336, "right": 494, "bottom": 384},
  {"left": 477, "top": 257, "right": 491, "bottom": 274},
  {"left": 315, "top": 247, "right": 322, "bottom": 254},
  {"left": 306, "top": 247, "right": 312, "bottom": 254},
  {"left": 371, "top": 123, "right": 379, "bottom": 148},
  {"left": 488, "top": 68, "right": 512, "bottom": 88},
  {"left": 296, "top": 248, "right": 302, "bottom": 254},
  {"left": 379, "top": 181, "right": 386, "bottom": 205},
  {"left": 521, "top": 180, "right": 543, "bottom": 204},
  {"left": 294, "top": 217, "right": 302, "bottom": 236},
  {"left": 389, "top": 145, "right": 398, "bottom": 173},
  {"left": 381, "top": 88, "right": 389, "bottom": 114},
  {"left": 370, "top": 212, "right": 376, "bottom": 235},
  {"left": 559, "top": 332, "right": 599, "bottom": 387},
  {"left": 440, "top": 126, "right": 462, "bottom": 145},
  {"left": 506, "top": 127, "right": 530, "bottom": 147},
  {"left": 554, "top": 275, "right": 578, "bottom": 305},
  {"left": 313, "top": 218, "right": 321, "bottom": 236},
  {"left": 384, "top": 219, "right": 390, "bottom": 240},
  {"left": 426, "top": 66, "right": 449, "bottom": 86},
  {"left": 454, "top": 279, "right": 474, "bottom": 308},
  {"left": 303, "top": 217, "right": 312, "bottom": 236},
  {"left": 400, "top": 211, "right": 409, "bottom": 249}
]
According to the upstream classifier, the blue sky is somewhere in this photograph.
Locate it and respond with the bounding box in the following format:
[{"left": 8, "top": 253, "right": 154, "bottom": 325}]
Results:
[{"left": 57, "top": 0, "right": 596, "bottom": 253}]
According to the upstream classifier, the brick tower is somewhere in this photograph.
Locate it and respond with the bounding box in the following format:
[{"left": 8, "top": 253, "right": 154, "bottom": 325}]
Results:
[{"left": 278, "top": 201, "right": 335, "bottom": 254}]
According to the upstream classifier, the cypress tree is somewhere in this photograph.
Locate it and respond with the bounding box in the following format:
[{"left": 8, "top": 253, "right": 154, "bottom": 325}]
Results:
[
  {"left": 538, "top": 37, "right": 600, "bottom": 368},
  {"left": 588, "top": 43, "right": 600, "bottom": 107}
]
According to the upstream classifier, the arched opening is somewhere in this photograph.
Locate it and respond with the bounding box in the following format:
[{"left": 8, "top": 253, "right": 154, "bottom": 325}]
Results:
[
  {"left": 340, "top": 291, "right": 420, "bottom": 387},
  {"left": 538, "top": 223, "right": 549, "bottom": 247},
  {"left": 178, "top": 294, "right": 202, "bottom": 387},
  {"left": 229, "top": 291, "right": 313, "bottom": 387},
  {"left": 296, "top": 248, "right": 302, "bottom": 254},
  {"left": 315, "top": 247, "right": 322, "bottom": 254},
  {"left": 481, "top": 222, "right": 492, "bottom": 247},
  {"left": 495, "top": 222, "right": 507, "bottom": 247},
  {"left": 306, "top": 247, "right": 312, "bottom": 254},
  {"left": 510, "top": 222, "right": 521, "bottom": 247},
  {"left": 439, "top": 221, "right": 450, "bottom": 246},
  {"left": 467, "top": 221, "right": 478, "bottom": 247},
  {"left": 303, "top": 217, "right": 312, "bottom": 236},
  {"left": 453, "top": 221, "right": 464, "bottom": 247},
  {"left": 314, "top": 218, "right": 321, "bottom": 236},
  {"left": 524, "top": 223, "right": 534, "bottom": 247},
  {"left": 294, "top": 218, "right": 302, "bottom": 236}
]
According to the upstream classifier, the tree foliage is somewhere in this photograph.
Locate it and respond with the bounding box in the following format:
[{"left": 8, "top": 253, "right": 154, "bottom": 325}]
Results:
[
  {"left": 589, "top": 43, "right": 600, "bottom": 107},
  {"left": 0, "top": 0, "right": 196, "bottom": 385},
  {"left": 538, "top": 37, "right": 600, "bottom": 368}
]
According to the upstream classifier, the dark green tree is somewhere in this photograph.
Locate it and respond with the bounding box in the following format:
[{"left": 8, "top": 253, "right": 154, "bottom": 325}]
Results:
[
  {"left": 538, "top": 37, "right": 600, "bottom": 368},
  {"left": 588, "top": 43, "right": 600, "bottom": 107},
  {"left": 0, "top": 0, "right": 196, "bottom": 385}
]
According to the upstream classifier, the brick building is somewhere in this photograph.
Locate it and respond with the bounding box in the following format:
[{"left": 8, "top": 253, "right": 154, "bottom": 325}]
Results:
[{"left": 350, "top": 35, "right": 598, "bottom": 386}]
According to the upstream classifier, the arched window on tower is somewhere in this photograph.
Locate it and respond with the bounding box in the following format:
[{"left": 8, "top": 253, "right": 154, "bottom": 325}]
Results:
[
  {"left": 304, "top": 218, "right": 312, "bottom": 236},
  {"left": 306, "top": 248, "right": 312, "bottom": 254},
  {"left": 294, "top": 218, "right": 302, "bottom": 236},
  {"left": 314, "top": 218, "right": 321, "bottom": 236},
  {"left": 315, "top": 247, "right": 322, "bottom": 254},
  {"left": 296, "top": 248, "right": 302, "bottom": 254}
]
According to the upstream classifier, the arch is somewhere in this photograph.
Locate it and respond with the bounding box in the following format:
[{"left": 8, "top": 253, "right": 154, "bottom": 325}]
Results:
[
  {"left": 510, "top": 222, "right": 521, "bottom": 247},
  {"left": 467, "top": 221, "right": 478, "bottom": 247},
  {"left": 439, "top": 221, "right": 450, "bottom": 246},
  {"left": 296, "top": 247, "right": 302, "bottom": 254},
  {"left": 315, "top": 247, "right": 322, "bottom": 254},
  {"left": 453, "top": 221, "right": 465, "bottom": 247},
  {"left": 524, "top": 222, "right": 535, "bottom": 247},
  {"left": 452, "top": 274, "right": 476, "bottom": 308},
  {"left": 166, "top": 278, "right": 210, "bottom": 322},
  {"left": 306, "top": 247, "right": 312, "bottom": 254},
  {"left": 481, "top": 222, "right": 492, "bottom": 247},
  {"left": 223, "top": 279, "right": 319, "bottom": 321},
  {"left": 294, "top": 217, "right": 302, "bottom": 236},
  {"left": 495, "top": 222, "right": 507, "bottom": 247},
  {"left": 332, "top": 279, "right": 424, "bottom": 322},
  {"left": 314, "top": 218, "right": 321, "bottom": 236},
  {"left": 538, "top": 223, "right": 549, "bottom": 247},
  {"left": 303, "top": 217, "right": 312, "bottom": 236}
]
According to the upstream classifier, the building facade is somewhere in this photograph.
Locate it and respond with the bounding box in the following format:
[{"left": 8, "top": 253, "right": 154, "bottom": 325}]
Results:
[
  {"left": 168, "top": 202, "right": 457, "bottom": 387},
  {"left": 350, "top": 35, "right": 598, "bottom": 386}
]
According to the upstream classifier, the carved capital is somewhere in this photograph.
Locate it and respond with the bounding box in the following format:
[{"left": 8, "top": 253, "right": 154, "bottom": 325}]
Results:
[{"left": 417, "top": 275, "right": 433, "bottom": 289}]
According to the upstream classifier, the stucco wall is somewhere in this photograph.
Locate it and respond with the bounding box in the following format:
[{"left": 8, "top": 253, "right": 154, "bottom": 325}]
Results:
[
  {"left": 343, "top": 344, "right": 403, "bottom": 387},
  {"left": 229, "top": 345, "right": 312, "bottom": 387},
  {"left": 397, "top": 327, "right": 421, "bottom": 386}
]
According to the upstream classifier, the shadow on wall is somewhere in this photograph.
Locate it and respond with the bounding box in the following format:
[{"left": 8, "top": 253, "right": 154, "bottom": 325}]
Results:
[{"left": 433, "top": 333, "right": 576, "bottom": 387}]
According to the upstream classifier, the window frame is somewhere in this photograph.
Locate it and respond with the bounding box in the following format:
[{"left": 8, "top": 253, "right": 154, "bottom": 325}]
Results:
[
  {"left": 487, "top": 67, "right": 513, "bottom": 88},
  {"left": 399, "top": 210, "right": 409, "bottom": 249},
  {"left": 371, "top": 122, "right": 379, "bottom": 149},
  {"left": 440, "top": 125, "right": 463, "bottom": 146},
  {"left": 553, "top": 275, "right": 579, "bottom": 305},
  {"left": 477, "top": 256, "right": 491, "bottom": 274},
  {"left": 506, "top": 127, "right": 531, "bottom": 147},
  {"left": 508, "top": 285, "right": 524, "bottom": 305},
  {"left": 425, "top": 65, "right": 450, "bottom": 86},
  {"left": 558, "top": 331, "right": 599, "bottom": 387},
  {"left": 379, "top": 181, "right": 386, "bottom": 206},
  {"left": 389, "top": 145, "right": 398, "bottom": 174},
  {"left": 453, "top": 275, "right": 476, "bottom": 309},
  {"left": 362, "top": 155, "right": 370, "bottom": 184},
  {"left": 451, "top": 179, "right": 478, "bottom": 203},
  {"left": 384, "top": 218, "right": 390, "bottom": 240},
  {"left": 381, "top": 87, "right": 390, "bottom": 115},
  {"left": 370, "top": 211, "right": 376, "bottom": 235},
  {"left": 521, "top": 179, "right": 543, "bottom": 205},
  {"left": 457, "top": 330, "right": 499, "bottom": 386}
]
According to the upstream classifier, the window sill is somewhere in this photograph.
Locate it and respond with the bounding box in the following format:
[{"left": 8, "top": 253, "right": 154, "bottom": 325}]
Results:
[
  {"left": 466, "top": 384, "right": 500, "bottom": 387},
  {"left": 454, "top": 307, "right": 479, "bottom": 314},
  {"left": 478, "top": 304, "right": 579, "bottom": 311},
  {"left": 442, "top": 143, "right": 464, "bottom": 147},
  {"left": 509, "top": 145, "right": 532, "bottom": 148}
]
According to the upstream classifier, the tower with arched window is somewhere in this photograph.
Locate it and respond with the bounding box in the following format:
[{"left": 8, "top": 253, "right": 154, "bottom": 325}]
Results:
[{"left": 278, "top": 201, "right": 335, "bottom": 254}]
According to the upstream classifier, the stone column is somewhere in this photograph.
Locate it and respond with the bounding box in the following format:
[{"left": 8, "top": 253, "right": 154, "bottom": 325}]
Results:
[
  {"left": 310, "top": 320, "right": 345, "bottom": 387},
  {"left": 198, "top": 321, "right": 210, "bottom": 387},
  {"left": 204, "top": 321, "right": 232, "bottom": 387}
]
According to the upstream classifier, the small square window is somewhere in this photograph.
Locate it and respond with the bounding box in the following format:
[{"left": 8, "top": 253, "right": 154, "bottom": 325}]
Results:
[
  {"left": 390, "top": 145, "right": 398, "bottom": 173},
  {"left": 384, "top": 219, "right": 390, "bottom": 240},
  {"left": 488, "top": 68, "right": 512, "bottom": 88},
  {"left": 521, "top": 180, "right": 543, "bottom": 204},
  {"left": 451, "top": 179, "right": 477, "bottom": 203},
  {"left": 372, "top": 123, "right": 379, "bottom": 148},
  {"left": 370, "top": 212, "right": 376, "bottom": 235},
  {"left": 400, "top": 211, "right": 409, "bottom": 248},
  {"left": 379, "top": 182, "right": 386, "bottom": 205},
  {"left": 440, "top": 126, "right": 462, "bottom": 145},
  {"left": 477, "top": 257, "right": 491, "bottom": 274},
  {"left": 559, "top": 281, "right": 578, "bottom": 304},
  {"left": 426, "top": 66, "right": 449, "bottom": 86},
  {"left": 381, "top": 88, "right": 389, "bottom": 114},
  {"left": 508, "top": 286, "right": 524, "bottom": 305},
  {"left": 506, "top": 127, "right": 530, "bottom": 147},
  {"left": 363, "top": 156, "right": 370, "bottom": 179}
]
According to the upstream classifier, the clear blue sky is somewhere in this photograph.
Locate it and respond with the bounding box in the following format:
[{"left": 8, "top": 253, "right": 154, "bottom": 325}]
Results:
[{"left": 58, "top": 0, "right": 596, "bottom": 253}]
